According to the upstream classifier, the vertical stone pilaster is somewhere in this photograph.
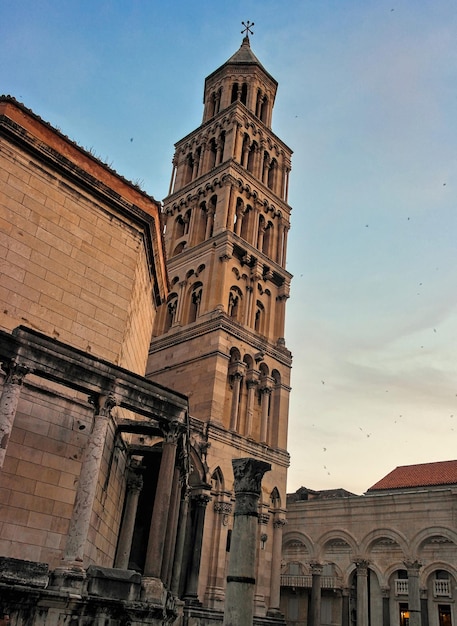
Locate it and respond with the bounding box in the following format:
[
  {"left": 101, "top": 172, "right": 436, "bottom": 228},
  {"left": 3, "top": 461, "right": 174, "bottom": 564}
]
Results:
[
  {"left": 114, "top": 460, "right": 143, "bottom": 569},
  {"left": 267, "top": 516, "right": 286, "bottom": 616},
  {"left": 341, "top": 588, "right": 350, "bottom": 626},
  {"left": 259, "top": 384, "right": 272, "bottom": 443},
  {"left": 63, "top": 393, "right": 118, "bottom": 566},
  {"left": 223, "top": 458, "right": 271, "bottom": 626},
  {"left": 405, "top": 559, "right": 422, "bottom": 626},
  {"left": 171, "top": 487, "right": 190, "bottom": 595},
  {"left": 245, "top": 375, "right": 258, "bottom": 437},
  {"left": 184, "top": 492, "right": 211, "bottom": 604},
  {"left": 309, "top": 561, "right": 323, "bottom": 626},
  {"left": 0, "top": 361, "right": 28, "bottom": 469},
  {"left": 381, "top": 586, "right": 390, "bottom": 626},
  {"left": 354, "top": 559, "right": 370, "bottom": 626},
  {"left": 144, "top": 420, "right": 181, "bottom": 578}
]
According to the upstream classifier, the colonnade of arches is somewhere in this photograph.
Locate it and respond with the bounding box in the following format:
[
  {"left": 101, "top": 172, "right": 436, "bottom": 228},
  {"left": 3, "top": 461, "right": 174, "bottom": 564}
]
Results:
[
  {"left": 226, "top": 347, "right": 282, "bottom": 446},
  {"left": 281, "top": 527, "right": 457, "bottom": 626},
  {"left": 204, "top": 78, "right": 273, "bottom": 126},
  {"left": 166, "top": 190, "right": 289, "bottom": 270}
]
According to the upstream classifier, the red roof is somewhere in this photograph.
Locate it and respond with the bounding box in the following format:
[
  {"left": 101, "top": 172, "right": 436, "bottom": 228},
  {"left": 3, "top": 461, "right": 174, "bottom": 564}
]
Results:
[{"left": 367, "top": 460, "right": 457, "bottom": 492}]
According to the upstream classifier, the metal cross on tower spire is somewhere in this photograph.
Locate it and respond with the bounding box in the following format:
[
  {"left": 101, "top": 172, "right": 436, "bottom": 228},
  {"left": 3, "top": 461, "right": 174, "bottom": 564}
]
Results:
[{"left": 241, "top": 20, "right": 254, "bottom": 38}]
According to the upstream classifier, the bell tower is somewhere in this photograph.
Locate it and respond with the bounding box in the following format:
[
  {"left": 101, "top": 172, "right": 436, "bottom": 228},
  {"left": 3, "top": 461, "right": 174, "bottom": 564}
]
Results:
[{"left": 147, "top": 30, "right": 292, "bottom": 618}]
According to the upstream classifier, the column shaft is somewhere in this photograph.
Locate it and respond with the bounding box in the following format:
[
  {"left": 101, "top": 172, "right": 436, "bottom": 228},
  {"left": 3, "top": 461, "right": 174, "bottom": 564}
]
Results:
[
  {"left": 223, "top": 458, "right": 271, "bottom": 626},
  {"left": 268, "top": 518, "right": 286, "bottom": 615},
  {"left": 406, "top": 560, "right": 422, "bottom": 626},
  {"left": 64, "top": 394, "right": 116, "bottom": 563},
  {"left": 355, "top": 560, "right": 369, "bottom": 626},
  {"left": 144, "top": 423, "right": 180, "bottom": 577},
  {"left": 114, "top": 468, "right": 143, "bottom": 569},
  {"left": 309, "top": 563, "right": 323, "bottom": 626},
  {"left": 0, "top": 362, "right": 28, "bottom": 469}
]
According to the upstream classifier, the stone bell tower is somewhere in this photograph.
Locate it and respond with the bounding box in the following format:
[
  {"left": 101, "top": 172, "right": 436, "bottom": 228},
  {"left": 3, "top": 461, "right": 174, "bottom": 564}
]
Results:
[{"left": 147, "top": 29, "right": 292, "bottom": 620}]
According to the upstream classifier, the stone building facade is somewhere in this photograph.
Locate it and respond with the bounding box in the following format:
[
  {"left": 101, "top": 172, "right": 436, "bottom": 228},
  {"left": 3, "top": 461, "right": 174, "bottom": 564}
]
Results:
[
  {"left": 280, "top": 460, "right": 457, "bottom": 626},
  {"left": 0, "top": 33, "right": 293, "bottom": 626}
]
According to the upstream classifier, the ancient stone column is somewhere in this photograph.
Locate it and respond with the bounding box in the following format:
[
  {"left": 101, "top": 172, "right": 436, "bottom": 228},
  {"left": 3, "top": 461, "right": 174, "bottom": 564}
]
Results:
[
  {"left": 143, "top": 420, "right": 181, "bottom": 578},
  {"left": 0, "top": 361, "right": 28, "bottom": 469},
  {"left": 184, "top": 492, "right": 211, "bottom": 604},
  {"left": 405, "top": 560, "right": 422, "bottom": 626},
  {"left": 171, "top": 487, "right": 190, "bottom": 595},
  {"left": 341, "top": 588, "right": 350, "bottom": 626},
  {"left": 381, "top": 586, "right": 390, "bottom": 626},
  {"left": 63, "top": 393, "right": 117, "bottom": 565},
  {"left": 267, "top": 516, "right": 286, "bottom": 616},
  {"left": 114, "top": 462, "right": 143, "bottom": 570},
  {"left": 309, "top": 561, "right": 323, "bottom": 626},
  {"left": 223, "top": 457, "right": 271, "bottom": 626},
  {"left": 355, "top": 559, "right": 369, "bottom": 626}
]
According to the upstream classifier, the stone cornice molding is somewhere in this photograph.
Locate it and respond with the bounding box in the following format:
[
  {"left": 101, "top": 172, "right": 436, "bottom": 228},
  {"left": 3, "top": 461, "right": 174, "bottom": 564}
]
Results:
[
  {"left": 0, "top": 326, "right": 188, "bottom": 426},
  {"left": 148, "top": 315, "right": 292, "bottom": 368}
]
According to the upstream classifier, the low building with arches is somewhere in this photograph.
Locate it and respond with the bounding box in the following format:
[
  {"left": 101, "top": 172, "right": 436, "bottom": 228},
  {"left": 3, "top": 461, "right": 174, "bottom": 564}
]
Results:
[{"left": 281, "top": 460, "right": 457, "bottom": 626}]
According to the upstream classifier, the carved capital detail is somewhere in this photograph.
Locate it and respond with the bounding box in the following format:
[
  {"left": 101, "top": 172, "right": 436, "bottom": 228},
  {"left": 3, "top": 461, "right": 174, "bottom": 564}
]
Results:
[
  {"left": 232, "top": 458, "right": 271, "bottom": 495},
  {"left": 2, "top": 361, "right": 29, "bottom": 385}
]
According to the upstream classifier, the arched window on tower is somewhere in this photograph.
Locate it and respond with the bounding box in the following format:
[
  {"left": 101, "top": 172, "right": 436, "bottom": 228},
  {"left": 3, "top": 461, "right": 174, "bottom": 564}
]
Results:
[
  {"left": 164, "top": 293, "right": 178, "bottom": 332},
  {"left": 247, "top": 141, "right": 257, "bottom": 174},
  {"left": 218, "top": 131, "right": 226, "bottom": 165},
  {"left": 231, "top": 82, "right": 239, "bottom": 103},
  {"left": 228, "top": 287, "right": 243, "bottom": 321},
  {"left": 263, "top": 221, "right": 273, "bottom": 257},
  {"left": 259, "top": 96, "right": 268, "bottom": 123},
  {"left": 268, "top": 158, "right": 278, "bottom": 191},
  {"left": 269, "top": 370, "right": 281, "bottom": 446},
  {"left": 240, "top": 83, "right": 248, "bottom": 105},
  {"left": 240, "top": 204, "right": 252, "bottom": 242},
  {"left": 254, "top": 301, "right": 265, "bottom": 334},
  {"left": 188, "top": 283, "right": 203, "bottom": 323},
  {"left": 184, "top": 153, "right": 194, "bottom": 186},
  {"left": 206, "top": 195, "right": 217, "bottom": 238},
  {"left": 175, "top": 215, "right": 186, "bottom": 240},
  {"left": 208, "top": 138, "right": 217, "bottom": 170}
]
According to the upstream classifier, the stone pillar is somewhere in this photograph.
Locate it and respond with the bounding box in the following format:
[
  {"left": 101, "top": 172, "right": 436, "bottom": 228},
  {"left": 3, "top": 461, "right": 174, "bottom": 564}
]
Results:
[
  {"left": 259, "top": 384, "right": 272, "bottom": 443},
  {"left": 162, "top": 467, "right": 182, "bottom": 586},
  {"left": 0, "top": 361, "right": 28, "bottom": 469},
  {"left": 223, "top": 458, "right": 271, "bottom": 626},
  {"left": 381, "top": 587, "right": 390, "bottom": 626},
  {"left": 341, "top": 588, "right": 350, "bottom": 626},
  {"left": 171, "top": 487, "right": 190, "bottom": 595},
  {"left": 355, "top": 560, "right": 369, "bottom": 626},
  {"left": 309, "top": 562, "right": 323, "bottom": 626},
  {"left": 114, "top": 461, "right": 143, "bottom": 569},
  {"left": 63, "top": 393, "right": 117, "bottom": 565},
  {"left": 144, "top": 421, "right": 181, "bottom": 578},
  {"left": 229, "top": 369, "right": 244, "bottom": 431},
  {"left": 184, "top": 492, "right": 211, "bottom": 604},
  {"left": 405, "top": 560, "right": 422, "bottom": 626},
  {"left": 245, "top": 376, "right": 258, "bottom": 437},
  {"left": 267, "top": 516, "right": 286, "bottom": 616}
]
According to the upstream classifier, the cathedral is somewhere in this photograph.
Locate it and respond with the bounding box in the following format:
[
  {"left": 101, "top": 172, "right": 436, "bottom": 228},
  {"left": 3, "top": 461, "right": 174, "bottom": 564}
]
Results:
[{"left": 0, "top": 32, "right": 292, "bottom": 625}]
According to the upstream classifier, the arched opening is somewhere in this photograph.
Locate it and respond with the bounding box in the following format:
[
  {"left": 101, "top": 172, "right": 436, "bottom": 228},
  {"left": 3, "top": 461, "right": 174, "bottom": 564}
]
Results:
[
  {"left": 188, "top": 283, "right": 203, "bottom": 323},
  {"left": 240, "top": 82, "right": 248, "bottom": 105},
  {"left": 247, "top": 141, "right": 257, "bottom": 173},
  {"left": 164, "top": 293, "right": 178, "bottom": 332},
  {"left": 231, "top": 82, "right": 239, "bottom": 103},
  {"left": 255, "top": 301, "right": 265, "bottom": 334},
  {"left": 183, "top": 153, "right": 194, "bottom": 186},
  {"left": 208, "top": 138, "right": 217, "bottom": 170},
  {"left": 172, "top": 241, "right": 186, "bottom": 257},
  {"left": 263, "top": 221, "right": 273, "bottom": 257},
  {"left": 228, "top": 287, "right": 242, "bottom": 321}
]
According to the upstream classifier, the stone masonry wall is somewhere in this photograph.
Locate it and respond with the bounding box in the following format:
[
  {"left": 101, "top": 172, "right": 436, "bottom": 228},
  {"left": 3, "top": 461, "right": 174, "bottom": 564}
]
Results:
[{"left": 0, "top": 136, "right": 155, "bottom": 375}]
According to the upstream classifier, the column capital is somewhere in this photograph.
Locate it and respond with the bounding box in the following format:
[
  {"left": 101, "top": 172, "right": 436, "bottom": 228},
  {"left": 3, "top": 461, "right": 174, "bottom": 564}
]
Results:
[
  {"left": 354, "top": 558, "right": 370, "bottom": 575},
  {"left": 232, "top": 458, "right": 271, "bottom": 495},
  {"left": 309, "top": 561, "right": 323, "bottom": 575},
  {"left": 404, "top": 559, "right": 422, "bottom": 574},
  {"left": 273, "top": 518, "right": 287, "bottom": 529},
  {"left": 162, "top": 419, "right": 183, "bottom": 444},
  {"left": 2, "top": 360, "right": 29, "bottom": 385}
]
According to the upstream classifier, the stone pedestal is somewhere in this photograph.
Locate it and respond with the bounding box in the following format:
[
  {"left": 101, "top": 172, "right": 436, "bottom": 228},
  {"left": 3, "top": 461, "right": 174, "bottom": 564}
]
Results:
[{"left": 223, "top": 457, "right": 271, "bottom": 626}]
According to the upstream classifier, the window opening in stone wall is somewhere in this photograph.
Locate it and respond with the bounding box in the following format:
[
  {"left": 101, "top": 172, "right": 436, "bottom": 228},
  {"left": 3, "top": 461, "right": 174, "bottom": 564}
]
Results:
[
  {"left": 240, "top": 82, "right": 248, "bottom": 105},
  {"left": 164, "top": 294, "right": 178, "bottom": 332},
  {"left": 399, "top": 603, "right": 410, "bottom": 626},
  {"left": 188, "top": 284, "right": 203, "bottom": 323},
  {"left": 439, "top": 605, "right": 452, "bottom": 626},
  {"left": 208, "top": 138, "right": 217, "bottom": 170},
  {"left": 231, "top": 82, "right": 239, "bottom": 103}
]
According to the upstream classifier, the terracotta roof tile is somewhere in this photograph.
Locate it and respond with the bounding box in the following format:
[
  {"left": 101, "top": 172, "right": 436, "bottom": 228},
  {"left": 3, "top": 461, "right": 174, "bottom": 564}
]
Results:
[{"left": 367, "top": 460, "right": 457, "bottom": 492}]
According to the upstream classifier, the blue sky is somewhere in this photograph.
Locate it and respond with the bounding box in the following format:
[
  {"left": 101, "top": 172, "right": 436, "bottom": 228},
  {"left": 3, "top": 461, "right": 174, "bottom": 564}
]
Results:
[{"left": 2, "top": 0, "right": 457, "bottom": 494}]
